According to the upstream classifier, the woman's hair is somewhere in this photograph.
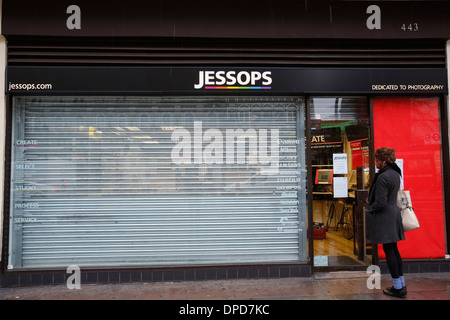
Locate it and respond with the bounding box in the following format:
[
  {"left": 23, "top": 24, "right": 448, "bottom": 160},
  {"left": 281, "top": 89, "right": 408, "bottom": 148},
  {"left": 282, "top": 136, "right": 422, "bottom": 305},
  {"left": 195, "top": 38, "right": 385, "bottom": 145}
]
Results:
[{"left": 374, "top": 147, "right": 396, "bottom": 163}]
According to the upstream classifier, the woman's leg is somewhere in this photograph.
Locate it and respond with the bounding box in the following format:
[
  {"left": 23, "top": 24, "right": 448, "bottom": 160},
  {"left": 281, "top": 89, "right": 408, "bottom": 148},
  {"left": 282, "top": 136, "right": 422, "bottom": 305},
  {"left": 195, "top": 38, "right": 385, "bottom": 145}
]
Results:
[
  {"left": 392, "top": 243, "right": 405, "bottom": 287},
  {"left": 383, "top": 242, "right": 400, "bottom": 279},
  {"left": 382, "top": 242, "right": 406, "bottom": 297}
]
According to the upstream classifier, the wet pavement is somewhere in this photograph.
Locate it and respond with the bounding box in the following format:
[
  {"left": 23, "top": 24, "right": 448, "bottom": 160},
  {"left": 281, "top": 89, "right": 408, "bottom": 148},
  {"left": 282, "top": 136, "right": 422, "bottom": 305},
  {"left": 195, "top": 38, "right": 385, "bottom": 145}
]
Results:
[{"left": 0, "top": 271, "right": 449, "bottom": 300}]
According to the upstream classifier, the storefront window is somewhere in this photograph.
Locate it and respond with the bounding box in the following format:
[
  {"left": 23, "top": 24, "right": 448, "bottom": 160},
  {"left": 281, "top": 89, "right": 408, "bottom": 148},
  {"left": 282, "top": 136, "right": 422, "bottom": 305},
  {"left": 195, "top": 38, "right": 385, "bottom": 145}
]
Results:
[
  {"left": 309, "top": 97, "right": 371, "bottom": 267},
  {"left": 9, "top": 96, "right": 307, "bottom": 269}
]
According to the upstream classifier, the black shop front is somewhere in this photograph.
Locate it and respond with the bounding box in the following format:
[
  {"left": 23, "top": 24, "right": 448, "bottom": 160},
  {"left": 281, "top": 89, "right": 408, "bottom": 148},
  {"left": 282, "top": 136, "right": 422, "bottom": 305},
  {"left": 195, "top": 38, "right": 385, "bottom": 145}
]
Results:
[{"left": 1, "top": 1, "right": 450, "bottom": 286}]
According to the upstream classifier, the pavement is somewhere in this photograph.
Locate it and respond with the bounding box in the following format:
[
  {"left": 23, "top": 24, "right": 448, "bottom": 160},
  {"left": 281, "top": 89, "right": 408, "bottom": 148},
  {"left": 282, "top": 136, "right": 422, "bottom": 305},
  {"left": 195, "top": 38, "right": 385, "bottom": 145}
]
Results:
[{"left": 0, "top": 271, "right": 449, "bottom": 301}]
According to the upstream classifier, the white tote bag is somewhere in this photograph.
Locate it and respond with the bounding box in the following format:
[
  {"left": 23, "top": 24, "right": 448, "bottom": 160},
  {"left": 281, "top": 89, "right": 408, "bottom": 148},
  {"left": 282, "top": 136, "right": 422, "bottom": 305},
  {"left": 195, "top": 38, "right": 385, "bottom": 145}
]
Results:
[{"left": 397, "top": 190, "right": 420, "bottom": 232}]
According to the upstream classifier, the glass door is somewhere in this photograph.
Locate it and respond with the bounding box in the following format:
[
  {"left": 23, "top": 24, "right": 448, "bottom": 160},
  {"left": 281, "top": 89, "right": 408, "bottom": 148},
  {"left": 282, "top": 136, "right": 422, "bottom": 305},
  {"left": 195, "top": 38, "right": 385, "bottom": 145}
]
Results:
[{"left": 309, "top": 97, "right": 372, "bottom": 268}]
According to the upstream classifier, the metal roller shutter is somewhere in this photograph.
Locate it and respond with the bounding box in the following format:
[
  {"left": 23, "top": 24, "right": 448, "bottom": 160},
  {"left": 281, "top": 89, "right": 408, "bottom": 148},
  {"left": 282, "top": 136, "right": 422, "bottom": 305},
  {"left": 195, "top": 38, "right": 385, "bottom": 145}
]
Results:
[
  {"left": 9, "top": 96, "right": 307, "bottom": 269},
  {"left": 7, "top": 37, "right": 446, "bottom": 68}
]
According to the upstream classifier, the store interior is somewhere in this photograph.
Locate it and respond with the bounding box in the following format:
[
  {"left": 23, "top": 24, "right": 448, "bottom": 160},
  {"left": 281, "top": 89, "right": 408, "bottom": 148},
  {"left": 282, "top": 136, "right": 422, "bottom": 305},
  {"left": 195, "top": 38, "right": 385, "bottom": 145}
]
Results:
[{"left": 310, "top": 119, "right": 372, "bottom": 267}]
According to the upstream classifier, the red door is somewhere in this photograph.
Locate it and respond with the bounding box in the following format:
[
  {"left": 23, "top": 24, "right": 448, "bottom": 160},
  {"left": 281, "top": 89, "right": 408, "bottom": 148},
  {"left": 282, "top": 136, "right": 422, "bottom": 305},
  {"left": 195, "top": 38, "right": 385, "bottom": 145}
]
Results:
[{"left": 373, "top": 98, "right": 446, "bottom": 259}]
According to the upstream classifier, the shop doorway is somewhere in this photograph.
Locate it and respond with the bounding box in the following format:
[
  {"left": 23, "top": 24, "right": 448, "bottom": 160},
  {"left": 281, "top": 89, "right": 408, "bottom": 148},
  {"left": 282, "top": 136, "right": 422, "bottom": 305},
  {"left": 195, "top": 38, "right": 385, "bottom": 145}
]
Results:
[{"left": 310, "top": 97, "right": 372, "bottom": 269}]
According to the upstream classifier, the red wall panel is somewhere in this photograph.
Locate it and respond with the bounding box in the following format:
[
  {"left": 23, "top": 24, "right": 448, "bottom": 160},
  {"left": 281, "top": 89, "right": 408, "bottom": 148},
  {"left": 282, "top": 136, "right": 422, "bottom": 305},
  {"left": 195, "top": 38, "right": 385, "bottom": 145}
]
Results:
[{"left": 372, "top": 98, "right": 445, "bottom": 259}]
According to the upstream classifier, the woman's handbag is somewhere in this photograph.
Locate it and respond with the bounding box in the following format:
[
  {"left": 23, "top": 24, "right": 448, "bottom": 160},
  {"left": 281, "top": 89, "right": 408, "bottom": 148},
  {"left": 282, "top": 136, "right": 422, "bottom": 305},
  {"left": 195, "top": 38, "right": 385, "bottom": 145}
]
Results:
[{"left": 397, "top": 190, "right": 420, "bottom": 232}]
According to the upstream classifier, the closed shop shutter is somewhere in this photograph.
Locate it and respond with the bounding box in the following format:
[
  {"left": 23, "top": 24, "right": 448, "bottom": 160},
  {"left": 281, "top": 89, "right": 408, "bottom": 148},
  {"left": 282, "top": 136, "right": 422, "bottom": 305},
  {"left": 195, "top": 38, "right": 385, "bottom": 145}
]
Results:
[
  {"left": 7, "top": 38, "right": 446, "bottom": 68},
  {"left": 9, "top": 96, "right": 307, "bottom": 269}
]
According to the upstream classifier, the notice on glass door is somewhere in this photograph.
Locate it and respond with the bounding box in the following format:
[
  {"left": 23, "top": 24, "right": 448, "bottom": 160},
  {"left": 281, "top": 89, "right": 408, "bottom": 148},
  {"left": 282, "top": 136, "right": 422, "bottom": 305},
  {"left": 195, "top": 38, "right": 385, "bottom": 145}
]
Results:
[
  {"left": 333, "top": 177, "right": 348, "bottom": 198},
  {"left": 396, "top": 159, "right": 404, "bottom": 190},
  {"left": 314, "top": 255, "right": 328, "bottom": 266},
  {"left": 333, "top": 153, "right": 348, "bottom": 174}
]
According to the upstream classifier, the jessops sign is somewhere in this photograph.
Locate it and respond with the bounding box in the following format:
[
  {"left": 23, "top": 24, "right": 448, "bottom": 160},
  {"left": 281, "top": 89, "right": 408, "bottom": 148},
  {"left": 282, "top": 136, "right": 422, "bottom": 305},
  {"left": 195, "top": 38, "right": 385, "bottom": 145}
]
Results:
[
  {"left": 5, "top": 66, "right": 447, "bottom": 95},
  {"left": 194, "top": 71, "right": 272, "bottom": 90}
]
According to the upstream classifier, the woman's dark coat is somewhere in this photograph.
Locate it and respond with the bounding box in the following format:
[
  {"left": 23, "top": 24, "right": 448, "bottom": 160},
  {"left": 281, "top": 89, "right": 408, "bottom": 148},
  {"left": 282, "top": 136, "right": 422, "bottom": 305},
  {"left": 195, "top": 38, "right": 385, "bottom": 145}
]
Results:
[{"left": 366, "top": 164, "right": 405, "bottom": 244}]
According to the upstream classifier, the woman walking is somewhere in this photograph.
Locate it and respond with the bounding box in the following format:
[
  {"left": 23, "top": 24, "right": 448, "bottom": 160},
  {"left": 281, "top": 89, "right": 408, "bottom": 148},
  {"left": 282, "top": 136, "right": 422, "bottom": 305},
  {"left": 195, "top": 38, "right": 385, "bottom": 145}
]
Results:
[{"left": 366, "top": 147, "right": 406, "bottom": 298}]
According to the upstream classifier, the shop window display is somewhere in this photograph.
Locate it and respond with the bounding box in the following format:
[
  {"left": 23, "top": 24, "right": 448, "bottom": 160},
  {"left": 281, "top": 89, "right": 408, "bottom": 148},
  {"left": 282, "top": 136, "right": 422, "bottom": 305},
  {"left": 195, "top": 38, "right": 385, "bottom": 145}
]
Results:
[{"left": 310, "top": 97, "right": 371, "bottom": 267}]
